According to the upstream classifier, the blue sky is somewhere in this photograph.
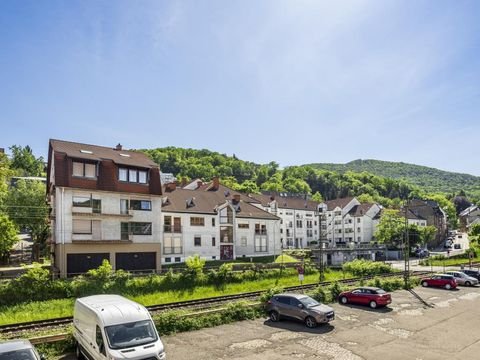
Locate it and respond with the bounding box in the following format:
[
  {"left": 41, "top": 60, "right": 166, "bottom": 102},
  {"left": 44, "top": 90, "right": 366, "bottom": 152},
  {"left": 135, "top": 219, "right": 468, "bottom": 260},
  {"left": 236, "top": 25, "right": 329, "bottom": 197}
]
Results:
[{"left": 1, "top": 1, "right": 479, "bottom": 175}]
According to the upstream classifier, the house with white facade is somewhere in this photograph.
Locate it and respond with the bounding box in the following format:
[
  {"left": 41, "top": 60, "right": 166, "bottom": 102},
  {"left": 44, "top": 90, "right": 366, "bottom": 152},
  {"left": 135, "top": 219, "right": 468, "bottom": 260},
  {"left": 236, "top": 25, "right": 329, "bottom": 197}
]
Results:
[
  {"left": 459, "top": 205, "right": 480, "bottom": 231},
  {"left": 47, "top": 139, "right": 163, "bottom": 277},
  {"left": 160, "top": 179, "right": 280, "bottom": 264},
  {"left": 247, "top": 193, "right": 320, "bottom": 249}
]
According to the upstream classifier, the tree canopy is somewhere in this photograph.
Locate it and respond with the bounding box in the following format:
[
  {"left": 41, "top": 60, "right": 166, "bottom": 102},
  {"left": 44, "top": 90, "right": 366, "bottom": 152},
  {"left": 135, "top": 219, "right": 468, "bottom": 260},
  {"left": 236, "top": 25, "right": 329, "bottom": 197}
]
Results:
[{"left": 9, "top": 145, "right": 45, "bottom": 177}]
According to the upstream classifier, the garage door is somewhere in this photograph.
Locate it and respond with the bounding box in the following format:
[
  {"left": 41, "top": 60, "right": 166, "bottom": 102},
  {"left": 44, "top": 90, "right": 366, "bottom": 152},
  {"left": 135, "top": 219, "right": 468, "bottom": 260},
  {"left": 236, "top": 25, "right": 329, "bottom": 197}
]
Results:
[
  {"left": 67, "top": 253, "right": 110, "bottom": 277},
  {"left": 115, "top": 252, "right": 156, "bottom": 273}
]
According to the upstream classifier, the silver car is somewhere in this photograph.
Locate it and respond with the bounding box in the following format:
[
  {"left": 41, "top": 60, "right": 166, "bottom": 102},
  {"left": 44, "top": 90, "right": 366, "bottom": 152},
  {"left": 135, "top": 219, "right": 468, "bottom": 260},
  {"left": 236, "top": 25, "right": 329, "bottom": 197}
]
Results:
[
  {"left": 445, "top": 271, "right": 479, "bottom": 286},
  {"left": 0, "top": 340, "right": 45, "bottom": 360},
  {"left": 266, "top": 293, "right": 335, "bottom": 328}
]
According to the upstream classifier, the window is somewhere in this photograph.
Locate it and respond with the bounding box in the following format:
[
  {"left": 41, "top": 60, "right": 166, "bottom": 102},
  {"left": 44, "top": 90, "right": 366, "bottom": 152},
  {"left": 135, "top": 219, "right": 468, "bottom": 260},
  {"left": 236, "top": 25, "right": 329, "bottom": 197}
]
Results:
[
  {"left": 129, "top": 169, "right": 137, "bottom": 182},
  {"left": 165, "top": 257, "right": 171, "bottom": 263},
  {"left": 334, "top": 211, "right": 341, "bottom": 216},
  {"left": 212, "top": 256, "right": 216, "bottom": 260},
  {"left": 73, "top": 161, "right": 96, "bottom": 178},
  {"left": 96, "top": 325, "right": 106, "bottom": 356},
  {"left": 190, "top": 217, "right": 205, "bottom": 226},
  {"left": 357, "top": 227, "right": 361, "bottom": 232},
  {"left": 219, "top": 207, "right": 233, "bottom": 224},
  {"left": 164, "top": 237, "right": 182, "bottom": 254},
  {"left": 130, "top": 200, "right": 152, "bottom": 211},
  {"left": 241, "top": 236, "right": 247, "bottom": 246},
  {"left": 119, "top": 168, "right": 148, "bottom": 184},
  {"left": 120, "top": 222, "right": 152, "bottom": 238},
  {"left": 255, "top": 237, "right": 267, "bottom": 252},
  {"left": 255, "top": 224, "right": 267, "bottom": 235},
  {"left": 357, "top": 236, "right": 361, "bottom": 241},
  {"left": 119, "top": 168, "right": 128, "bottom": 181},
  {"left": 194, "top": 236, "right": 201, "bottom": 246},
  {"left": 238, "top": 223, "right": 249, "bottom": 229},
  {"left": 175, "top": 257, "right": 181, "bottom": 262},
  {"left": 73, "top": 219, "right": 92, "bottom": 234},
  {"left": 296, "top": 220, "right": 303, "bottom": 228},
  {"left": 357, "top": 218, "right": 361, "bottom": 223},
  {"left": 212, "top": 218, "right": 215, "bottom": 227},
  {"left": 73, "top": 196, "right": 91, "bottom": 207},
  {"left": 212, "top": 236, "right": 216, "bottom": 246},
  {"left": 92, "top": 199, "right": 101, "bottom": 214},
  {"left": 220, "top": 226, "right": 233, "bottom": 243},
  {"left": 138, "top": 171, "right": 147, "bottom": 184},
  {"left": 120, "top": 199, "right": 129, "bottom": 214}
]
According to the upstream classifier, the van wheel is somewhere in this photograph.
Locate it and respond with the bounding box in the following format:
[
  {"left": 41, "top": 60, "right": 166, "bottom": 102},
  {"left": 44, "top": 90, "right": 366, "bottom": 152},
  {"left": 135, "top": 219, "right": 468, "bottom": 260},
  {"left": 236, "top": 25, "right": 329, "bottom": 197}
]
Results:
[
  {"left": 369, "top": 301, "right": 377, "bottom": 309},
  {"left": 269, "top": 310, "right": 280, "bottom": 322},
  {"left": 340, "top": 296, "right": 348, "bottom": 304},
  {"left": 422, "top": 281, "right": 428, "bottom": 287},
  {"left": 445, "top": 283, "right": 452, "bottom": 290},
  {"left": 75, "top": 343, "right": 84, "bottom": 360},
  {"left": 305, "top": 316, "right": 317, "bottom": 328},
  {"left": 465, "top": 281, "right": 471, "bottom": 287}
]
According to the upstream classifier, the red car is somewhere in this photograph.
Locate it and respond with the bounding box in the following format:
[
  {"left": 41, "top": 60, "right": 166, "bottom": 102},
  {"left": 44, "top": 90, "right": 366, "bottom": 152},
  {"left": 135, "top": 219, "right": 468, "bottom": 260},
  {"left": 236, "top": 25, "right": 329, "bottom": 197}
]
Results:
[
  {"left": 421, "top": 274, "right": 457, "bottom": 290},
  {"left": 338, "top": 287, "right": 392, "bottom": 309}
]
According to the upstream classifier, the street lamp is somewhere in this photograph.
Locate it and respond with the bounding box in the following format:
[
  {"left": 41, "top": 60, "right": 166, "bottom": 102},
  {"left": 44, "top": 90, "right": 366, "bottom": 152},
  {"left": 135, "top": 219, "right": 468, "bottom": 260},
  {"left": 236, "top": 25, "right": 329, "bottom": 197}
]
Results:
[{"left": 403, "top": 199, "right": 410, "bottom": 288}]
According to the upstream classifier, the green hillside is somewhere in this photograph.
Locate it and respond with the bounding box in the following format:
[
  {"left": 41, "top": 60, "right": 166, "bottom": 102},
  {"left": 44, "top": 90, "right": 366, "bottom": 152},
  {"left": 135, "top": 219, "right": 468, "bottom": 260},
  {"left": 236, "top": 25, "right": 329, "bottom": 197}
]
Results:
[{"left": 307, "top": 159, "right": 480, "bottom": 196}]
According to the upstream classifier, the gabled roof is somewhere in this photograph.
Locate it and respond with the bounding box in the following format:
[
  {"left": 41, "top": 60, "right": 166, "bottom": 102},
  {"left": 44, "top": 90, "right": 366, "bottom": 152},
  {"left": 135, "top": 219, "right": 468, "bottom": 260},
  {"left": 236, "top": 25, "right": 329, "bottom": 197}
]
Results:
[
  {"left": 49, "top": 139, "right": 158, "bottom": 169},
  {"left": 247, "top": 193, "right": 319, "bottom": 211},
  {"left": 161, "top": 183, "right": 279, "bottom": 220},
  {"left": 322, "top": 197, "right": 356, "bottom": 211},
  {"left": 459, "top": 205, "right": 479, "bottom": 217},
  {"left": 348, "top": 203, "right": 375, "bottom": 217}
]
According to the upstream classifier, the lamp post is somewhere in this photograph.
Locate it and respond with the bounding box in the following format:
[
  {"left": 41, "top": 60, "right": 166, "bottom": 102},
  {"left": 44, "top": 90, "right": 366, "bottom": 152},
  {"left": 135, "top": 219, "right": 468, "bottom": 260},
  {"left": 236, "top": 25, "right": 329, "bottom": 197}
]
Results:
[{"left": 318, "top": 209, "right": 325, "bottom": 282}]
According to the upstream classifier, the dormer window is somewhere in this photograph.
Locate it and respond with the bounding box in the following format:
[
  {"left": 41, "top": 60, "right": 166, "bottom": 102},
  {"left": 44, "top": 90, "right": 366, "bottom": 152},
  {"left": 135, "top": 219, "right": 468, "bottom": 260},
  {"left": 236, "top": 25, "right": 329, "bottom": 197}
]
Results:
[
  {"left": 73, "top": 161, "right": 96, "bottom": 178},
  {"left": 119, "top": 167, "right": 148, "bottom": 184}
]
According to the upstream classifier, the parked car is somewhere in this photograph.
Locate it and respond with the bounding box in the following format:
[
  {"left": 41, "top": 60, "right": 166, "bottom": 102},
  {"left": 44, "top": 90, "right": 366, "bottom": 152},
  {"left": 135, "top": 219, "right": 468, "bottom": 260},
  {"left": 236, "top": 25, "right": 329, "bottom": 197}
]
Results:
[
  {"left": 338, "top": 287, "right": 392, "bottom": 309},
  {"left": 460, "top": 269, "right": 480, "bottom": 281},
  {"left": 421, "top": 274, "right": 457, "bottom": 290},
  {"left": 0, "top": 339, "right": 45, "bottom": 360},
  {"left": 266, "top": 293, "right": 335, "bottom": 328},
  {"left": 414, "top": 248, "right": 429, "bottom": 258},
  {"left": 74, "top": 295, "right": 166, "bottom": 360},
  {"left": 445, "top": 271, "right": 478, "bottom": 286}
]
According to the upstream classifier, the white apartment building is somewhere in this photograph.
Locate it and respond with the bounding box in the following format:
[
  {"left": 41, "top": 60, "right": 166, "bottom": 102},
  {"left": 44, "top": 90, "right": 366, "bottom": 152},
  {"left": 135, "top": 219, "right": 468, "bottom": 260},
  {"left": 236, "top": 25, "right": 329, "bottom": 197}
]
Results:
[
  {"left": 160, "top": 179, "right": 280, "bottom": 264},
  {"left": 248, "top": 193, "right": 320, "bottom": 249},
  {"left": 47, "top": 140, "right": 163, "bottom": 277},
  {"left": 318, "top": 197, "right": 382, "bottom": 247}
]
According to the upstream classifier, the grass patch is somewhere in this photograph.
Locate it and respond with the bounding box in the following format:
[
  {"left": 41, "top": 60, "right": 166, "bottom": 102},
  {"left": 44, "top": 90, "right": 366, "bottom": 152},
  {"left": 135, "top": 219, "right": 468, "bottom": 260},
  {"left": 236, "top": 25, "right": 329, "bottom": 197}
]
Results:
[
  {"left": 0, "top": 270, "right": 350, "bottom": 326},
  {"left": 422, "top": 256, "right": 480, "bottom": 267},
  {"left": 274, "top": 254, "right": 299, "bottom": 263}
]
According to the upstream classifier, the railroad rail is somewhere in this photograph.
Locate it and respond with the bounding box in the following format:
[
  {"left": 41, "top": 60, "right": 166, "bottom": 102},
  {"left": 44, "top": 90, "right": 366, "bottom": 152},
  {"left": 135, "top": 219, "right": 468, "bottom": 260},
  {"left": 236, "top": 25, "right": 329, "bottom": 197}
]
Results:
[{"left": 0, "top": 270, "right": 431, "bottom": 335}]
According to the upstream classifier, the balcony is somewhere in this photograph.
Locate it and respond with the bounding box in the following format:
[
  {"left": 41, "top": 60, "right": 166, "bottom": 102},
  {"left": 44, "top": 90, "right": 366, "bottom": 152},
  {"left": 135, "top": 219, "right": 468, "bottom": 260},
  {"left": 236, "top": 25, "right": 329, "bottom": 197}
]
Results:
[
  {"left": 164, "top": 246, "right": 183, "bottom": 255},
  {"left": 164, "top": 225, "right": 182, "bottom": 233}
]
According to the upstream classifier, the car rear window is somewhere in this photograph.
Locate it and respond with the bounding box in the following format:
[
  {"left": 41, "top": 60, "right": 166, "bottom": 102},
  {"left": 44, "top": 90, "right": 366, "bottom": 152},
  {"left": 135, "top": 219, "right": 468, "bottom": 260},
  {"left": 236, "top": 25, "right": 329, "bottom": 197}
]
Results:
[{"left": 375, "top": 289, "right": 386, "bottom": 294}]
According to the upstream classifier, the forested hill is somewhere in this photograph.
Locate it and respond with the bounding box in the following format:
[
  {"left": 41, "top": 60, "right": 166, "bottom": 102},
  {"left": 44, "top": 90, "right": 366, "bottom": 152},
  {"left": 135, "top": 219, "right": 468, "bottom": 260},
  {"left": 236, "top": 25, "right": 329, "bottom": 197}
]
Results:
[{"left": 306, "top": 159, "right": 480, "bottom": 195}]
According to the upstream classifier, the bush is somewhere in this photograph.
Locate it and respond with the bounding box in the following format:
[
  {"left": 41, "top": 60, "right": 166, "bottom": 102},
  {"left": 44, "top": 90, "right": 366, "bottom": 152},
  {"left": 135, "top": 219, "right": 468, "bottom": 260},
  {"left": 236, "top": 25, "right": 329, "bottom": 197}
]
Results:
[
  {"left": 308, "top": 286, "right": 329, "bottom": 303},
  {"left": 342, "top": 259, "right": 393, "bottom": 277},
  {"left": 259, "top": 286, "right": 284, "bottom": 303}
]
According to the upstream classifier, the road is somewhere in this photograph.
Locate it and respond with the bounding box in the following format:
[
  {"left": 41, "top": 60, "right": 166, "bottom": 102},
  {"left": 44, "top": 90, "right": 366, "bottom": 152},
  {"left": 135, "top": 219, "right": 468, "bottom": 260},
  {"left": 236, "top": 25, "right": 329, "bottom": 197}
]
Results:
[{"left": 58, "top": 284, "right": 480, "bottom": 360}]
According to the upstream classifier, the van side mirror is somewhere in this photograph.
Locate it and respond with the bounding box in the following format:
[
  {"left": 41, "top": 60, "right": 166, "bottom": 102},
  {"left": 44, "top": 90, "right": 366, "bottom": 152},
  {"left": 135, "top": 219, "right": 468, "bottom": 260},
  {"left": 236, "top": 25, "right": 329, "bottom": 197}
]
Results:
[
  {"left": 297, "top": 303, "right": 304, "bottom": 309},
  {"left": 40, "top": 355, "right": 46, "bottom": 360}
]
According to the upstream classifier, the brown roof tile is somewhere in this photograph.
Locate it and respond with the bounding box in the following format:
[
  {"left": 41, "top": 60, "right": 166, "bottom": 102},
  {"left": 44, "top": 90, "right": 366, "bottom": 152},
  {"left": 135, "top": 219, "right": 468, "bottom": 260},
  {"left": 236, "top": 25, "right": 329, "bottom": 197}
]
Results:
[
  {"left": 322, "top": 197, "right": 356, "bottom": 211},
  {"left": 50, "top": 139, "right": 158, "bottom": 169}
]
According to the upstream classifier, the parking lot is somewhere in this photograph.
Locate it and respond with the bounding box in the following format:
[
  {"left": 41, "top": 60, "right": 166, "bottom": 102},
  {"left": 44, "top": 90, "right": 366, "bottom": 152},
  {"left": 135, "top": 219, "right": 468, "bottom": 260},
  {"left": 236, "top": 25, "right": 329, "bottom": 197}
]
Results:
[{"left": 162, "top": 285, "right": 480, "bottom": 360}]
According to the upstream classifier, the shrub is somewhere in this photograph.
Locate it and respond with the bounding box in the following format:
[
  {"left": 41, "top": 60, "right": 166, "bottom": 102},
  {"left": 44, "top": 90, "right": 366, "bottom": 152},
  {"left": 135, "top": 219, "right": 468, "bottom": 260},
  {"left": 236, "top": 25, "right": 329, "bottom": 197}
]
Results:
[
  {"left": 308, "top": 286, "right": 329, "bottom": 303},
  {"left": 327, "top": 281, "right": 346, "bottom": 301},
  {"left": 342, "top": 259, "right": 393, "bottom": 277},
  {"left": 259, "top": 286, "right": 284, "bottom": 303}
]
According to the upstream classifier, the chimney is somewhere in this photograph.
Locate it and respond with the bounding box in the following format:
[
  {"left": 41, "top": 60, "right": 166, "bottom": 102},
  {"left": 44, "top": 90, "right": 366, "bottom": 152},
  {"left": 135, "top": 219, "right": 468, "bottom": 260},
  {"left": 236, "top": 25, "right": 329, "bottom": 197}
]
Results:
[
  {"left": 0, "top": 148, "right": 4, "bottom": 154},
  {"left": 212, "top": 177, "right": 220, "bottom": 190},
  {"left": 233, "top": 194, "right": 241, "bottom": 203},
  {"left": 115, "top": 143, "right": 122, "bottom": 151},
  {"left": 197, "top": 180, "right": 202, "bottom": 189}
]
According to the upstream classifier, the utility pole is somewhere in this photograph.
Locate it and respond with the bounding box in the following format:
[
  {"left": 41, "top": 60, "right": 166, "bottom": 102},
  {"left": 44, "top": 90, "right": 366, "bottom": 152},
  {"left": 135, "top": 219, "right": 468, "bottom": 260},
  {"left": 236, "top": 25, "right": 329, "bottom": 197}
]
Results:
[{"left": 404, "top": 199, "right": 410, "bottom": 288}]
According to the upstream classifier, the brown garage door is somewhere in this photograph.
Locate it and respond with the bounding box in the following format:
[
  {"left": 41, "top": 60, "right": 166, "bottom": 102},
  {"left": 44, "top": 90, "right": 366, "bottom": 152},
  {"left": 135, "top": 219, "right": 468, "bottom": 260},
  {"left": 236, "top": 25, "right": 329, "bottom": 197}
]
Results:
[
  {"left": 67, "top": 253, "right": 110, "bottom": 277},
  {"left": 115, "top": 252, "right": 156, "bottom": 273}
]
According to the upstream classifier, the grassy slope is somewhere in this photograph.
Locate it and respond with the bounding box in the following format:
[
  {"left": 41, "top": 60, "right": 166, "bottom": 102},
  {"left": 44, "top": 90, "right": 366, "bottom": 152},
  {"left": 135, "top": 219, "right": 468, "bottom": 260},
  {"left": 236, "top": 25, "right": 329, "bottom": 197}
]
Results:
[{"left": 0, "top": 271, "right": 350, "bottom": 326}]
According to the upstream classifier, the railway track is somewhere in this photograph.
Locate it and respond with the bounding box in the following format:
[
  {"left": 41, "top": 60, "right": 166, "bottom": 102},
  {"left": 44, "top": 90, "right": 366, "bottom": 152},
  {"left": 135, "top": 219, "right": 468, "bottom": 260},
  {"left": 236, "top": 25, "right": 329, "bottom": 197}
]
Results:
[{"left": 0, "top": 270, "right": 431, "bottom": 335}]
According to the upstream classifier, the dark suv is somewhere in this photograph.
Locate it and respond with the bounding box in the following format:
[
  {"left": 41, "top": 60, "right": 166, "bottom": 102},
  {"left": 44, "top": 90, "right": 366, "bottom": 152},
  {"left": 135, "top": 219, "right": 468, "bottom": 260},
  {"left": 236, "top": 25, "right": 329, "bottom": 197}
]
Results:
[
  {"left": 461, "top": 269, "right": 480, "bottom": 281},
  {"left": 266, "top": 293, "right": 335, "bottom": 328}
]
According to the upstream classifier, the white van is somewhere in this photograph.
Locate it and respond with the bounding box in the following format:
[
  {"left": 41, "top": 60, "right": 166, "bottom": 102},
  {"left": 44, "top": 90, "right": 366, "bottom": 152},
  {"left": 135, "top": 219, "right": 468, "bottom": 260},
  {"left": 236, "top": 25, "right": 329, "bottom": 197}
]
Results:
[{"left": 73, "top": 295, "right": 166, "bottom": 360}]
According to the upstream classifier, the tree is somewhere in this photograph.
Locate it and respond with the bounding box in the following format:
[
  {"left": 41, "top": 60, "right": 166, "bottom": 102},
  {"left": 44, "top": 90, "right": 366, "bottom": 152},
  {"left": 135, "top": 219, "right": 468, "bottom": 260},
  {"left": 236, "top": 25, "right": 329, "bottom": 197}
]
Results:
[
  {"left": 311, "top": 191, "right": 323, "bottom": 203},
  {"left": 5, "top": 179, "right": 49, "bottom": 258},
  {"left": 9, "top": 145, "right": 45, "bottom": 177},
  {"left": 0, "top": 214, "right": 18, "bottom": 262},
  {"left": 374, "top": 209, "right": 405, "bottom": 247},
  {"left": 236, "top": 180, "right": 259, "bottom": 194},
  {"left": 0, "top": 153, "right": 13, "bottom": 207}
]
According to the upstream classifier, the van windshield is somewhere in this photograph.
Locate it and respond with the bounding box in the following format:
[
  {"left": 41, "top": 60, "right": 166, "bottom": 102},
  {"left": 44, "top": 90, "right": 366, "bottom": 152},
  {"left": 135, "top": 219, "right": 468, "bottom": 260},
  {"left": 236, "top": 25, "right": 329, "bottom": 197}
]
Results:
[{"left": 105, "top": 320, "right": 158, "bottom": 350}]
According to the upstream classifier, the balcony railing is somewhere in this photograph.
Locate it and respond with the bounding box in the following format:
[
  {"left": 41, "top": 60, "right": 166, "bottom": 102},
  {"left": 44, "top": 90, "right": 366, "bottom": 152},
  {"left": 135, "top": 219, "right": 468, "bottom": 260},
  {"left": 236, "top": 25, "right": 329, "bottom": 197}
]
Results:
[
  {"left": 164, "top": 246, "right": 183, "bottom": 255},
  {"left": 164, "top": 225, "right": 182, "bottom": 233}
]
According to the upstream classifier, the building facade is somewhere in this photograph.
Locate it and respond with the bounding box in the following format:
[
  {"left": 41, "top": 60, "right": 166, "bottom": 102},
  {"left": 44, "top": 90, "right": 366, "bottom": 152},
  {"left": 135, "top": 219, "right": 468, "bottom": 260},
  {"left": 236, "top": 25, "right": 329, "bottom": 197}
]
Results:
[
  {"left": 47, "top": 140, "right": 163, "bottom": 277},
  {"left": 160, "top": 179, "right": 281, "bottom": 264}
]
